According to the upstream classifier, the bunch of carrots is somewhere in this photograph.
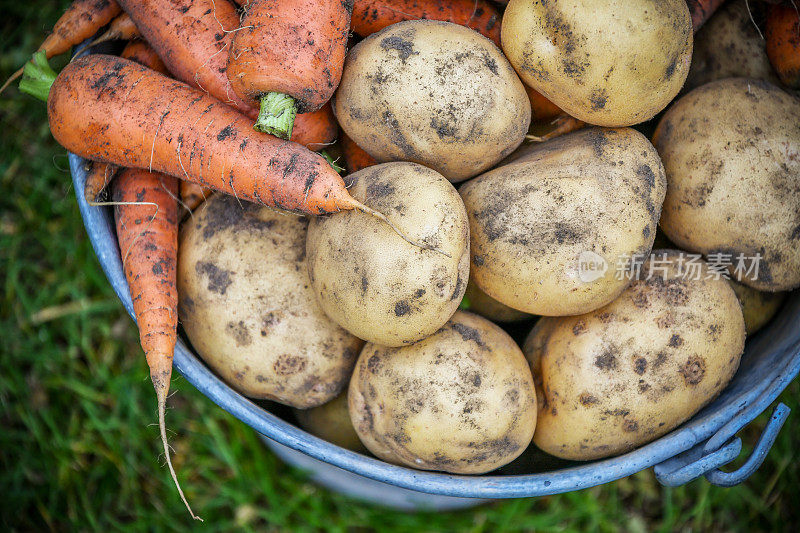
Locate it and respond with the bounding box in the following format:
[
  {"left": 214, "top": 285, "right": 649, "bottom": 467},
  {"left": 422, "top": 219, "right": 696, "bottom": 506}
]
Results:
[{"left": 3, "top": 0, "right": 774, "bottom": 519}]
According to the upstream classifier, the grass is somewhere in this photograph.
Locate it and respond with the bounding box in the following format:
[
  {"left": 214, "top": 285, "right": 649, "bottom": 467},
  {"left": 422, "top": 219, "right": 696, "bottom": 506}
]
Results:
[{"left": 0, "top": 2, "right": 798, "bottom": 530}]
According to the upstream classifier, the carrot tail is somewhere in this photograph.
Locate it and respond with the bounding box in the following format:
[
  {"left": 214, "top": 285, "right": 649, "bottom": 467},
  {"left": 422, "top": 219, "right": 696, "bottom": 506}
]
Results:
[
  {"left": 0, "top": 67, "right": 24, "bottom": 96},
  {"left": 18, "top": 52, "right": 57, "bottom": 102},
  {"left": 526, "top": 115, "right": 586, "bottom": 143},
  {"left": 254, "top": 92, "right": 298, "bottom": 139}
]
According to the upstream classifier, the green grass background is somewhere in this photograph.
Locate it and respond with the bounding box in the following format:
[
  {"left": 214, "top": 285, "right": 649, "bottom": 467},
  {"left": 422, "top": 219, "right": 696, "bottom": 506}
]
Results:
[{"left": 1, "top": 2, "right": 798, "bottom": 530}]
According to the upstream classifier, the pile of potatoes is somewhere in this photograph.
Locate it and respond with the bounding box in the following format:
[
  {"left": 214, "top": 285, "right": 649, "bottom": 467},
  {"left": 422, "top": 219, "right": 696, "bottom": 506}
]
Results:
[{"left": 177, "top": 1, "right": 798, "bottom": 475}]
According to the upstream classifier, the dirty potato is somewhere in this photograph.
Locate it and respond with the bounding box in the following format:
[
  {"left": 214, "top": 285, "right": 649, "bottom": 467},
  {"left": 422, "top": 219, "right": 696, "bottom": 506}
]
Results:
[
  {"left": 178, "top": 195, "right": 362, "bottom": 408},
  {"left": 524, "top": 251, "right": 745, "bottom": 461},
  {"left": 461, "top": 128, "right": 666, "bottom": 316},
  {"left": 334, "top": 20, "right": 531, "bottom": 182},
  {"left": 463, "top": 277, "right": 533, "bottom": 323},
  {"left": 306, "top": 162, "right": 470, "bottom": 347},
  {"left": 685, "top": 0, "right": 779, "bottom": 91},
  {"left": 293, "top": 391, "right": 367, "bottom": 452},
  {"left": 729, "top": 280, "right": 786, "bottom": 335},
  {"left": 501, "top": 0, "right": 692, "bottom": 126},
  {"left": 349, "top": 311, "right": 537, "bottom": 474},
  {"left": 653, "top": 78, "right": 800, "bottom": 291}
]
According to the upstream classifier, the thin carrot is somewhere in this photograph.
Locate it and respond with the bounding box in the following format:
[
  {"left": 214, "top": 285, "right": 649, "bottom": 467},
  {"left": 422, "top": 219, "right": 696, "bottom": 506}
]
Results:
[
  {"left": 1, "top": 0, "right": 121, "bottom": 94},
  {"left": 116, "top": 0, "right": 254, "bottom": 117},
  {"left": 84, "top": 161, "right": 118, "bottom": 203},
  {"left": 82, "top": 41, "right": 170, "bottom": 203},
  {"left": 686, "top": 0, "right": 727, "bottom": 33},
  {"left": 112, "top": 167, "right": 199, "bottom": 520},
  {"left": 227, "top": 0, "right": 351, "bottom": 139},
  {"left": 40, "top": 55, "right": 436, "bottom": 254},
  {"left": 341, "top": 132, "right": 377, "bottom": 174},
  {"left": 766, "top": 3, "right": 800, "bottom": 89},
  {"left": 180, "top": 181, "right": 213, "bottom": 212},
  {"left": 526, "top": 115, "right": 586, "bottom": 143},
  {"left": 291, "top": 102, "right": 338, "bottom": 151},
  {"left": 89, "top": 12, "right": 139, "bottom": 47},
  {"left": 351, "top": 0, "right": 502, "bottom": 45}
]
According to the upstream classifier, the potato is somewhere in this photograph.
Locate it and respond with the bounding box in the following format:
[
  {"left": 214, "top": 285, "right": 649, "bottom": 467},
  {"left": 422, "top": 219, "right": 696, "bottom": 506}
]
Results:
[
  {"left": 349, "top": 311, "right": 537, "bottom": 474},
  {"left": 460, "top": 128, "right": 666, "bottom": 316},
  {"left": 334, "top": 20, "right": 530, "bottom": 182},
  {"left": 729, "top": 280, "right": 786, "bottom": 335},
  {"left": 653, "top": 78, "right": 800, "bottom": 291},
  {"left": 685, "top": 0, "right": 779, "bottom": 91},
  {"left": 462, "top": 277, "right": 533, "bottom": 323},
  {"left": 178, "top": 195, "right": 362, "bottom": 408},
  {"left": 501, "top": 0, "right": 692, "bottom": 126},
  {"left": 293, "top": 391, "right": 366, "bottom": 453},
  {"left": 306, "top": 162, "right": 470, "bottom": 347},
  {"left": 524, "top": 251, "right": 745, "bottom": 461}
]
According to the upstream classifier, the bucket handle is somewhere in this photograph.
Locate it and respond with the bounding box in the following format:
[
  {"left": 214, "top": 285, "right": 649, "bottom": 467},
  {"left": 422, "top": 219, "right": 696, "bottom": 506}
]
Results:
[{"left": 654, "top": 402, "right": 790, "bottom": 487}]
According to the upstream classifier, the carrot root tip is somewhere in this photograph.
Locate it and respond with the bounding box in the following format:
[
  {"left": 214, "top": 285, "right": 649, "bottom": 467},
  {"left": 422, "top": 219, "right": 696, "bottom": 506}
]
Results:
[
  {"left": 19, "top": 51, "right": 57, "bottom": 102},
  {"left": 254, "top": 92, "right": 297, "bottom": 140},
  {"left": 320, "top": 150, "right": 345, "bottom": 174}
]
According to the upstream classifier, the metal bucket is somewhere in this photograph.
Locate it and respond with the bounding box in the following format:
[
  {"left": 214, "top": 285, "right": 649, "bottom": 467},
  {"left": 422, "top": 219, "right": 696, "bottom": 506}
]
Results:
[{"left": 67, "top": 48, "right": 800, "bottom": 510}]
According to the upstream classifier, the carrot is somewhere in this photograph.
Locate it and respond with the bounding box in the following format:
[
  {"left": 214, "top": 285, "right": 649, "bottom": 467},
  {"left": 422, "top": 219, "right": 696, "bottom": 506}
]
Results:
[
  {"left": 89, "top": 12, "right": 140, "bottom": 47},
  {"left": 180, "top": 181, "right": 213, "bottom": 212},
  {"left": 116, "top": 0, "right": 254, "bottom": 117},
  {"left": 525, "top": 85, "right": 562, "bottom": 123},
  {"left": 227, "top": 1, "right": 351, "bottom": 139},
  {"left": 83, "top": 161, "right": 118, "bottom": 203},
  {"left": 112, "top": 168, "right": 199, "bottom": 520},
  {"left": 526, "top": 115, "right": 586, "bottom": 143},
  {"left": 291, "top": 102, "right": 338, "bottom": 151},
  {"left": 1, "top": 0, "right": 121, "bottom": 94},
  {"left": 766, "top": 3, "right": 800, "bottom": 89},
  {"left": 341, "top": 132, "right": 377, "bottom": 173},
  {"left": 83, "top": 41, "right": 169, "bottom": 204},
  {"left": 686, "top": 0, "right": 727, "bottom": 33},
  {"left": 351, "top": 0, "right": 502, "bottom": 45},
  {"left": 39, "top": 54, "right": 434, "bottom": 253}
]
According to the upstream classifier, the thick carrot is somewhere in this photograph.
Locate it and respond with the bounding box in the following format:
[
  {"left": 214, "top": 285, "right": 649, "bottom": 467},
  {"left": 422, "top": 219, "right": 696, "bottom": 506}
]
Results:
[
  {"left": 351, "top": 0, "right": 502, "bottom": 45},
  {"left": 116, "top": 0, "right": 254, "bottom": 117},
  {"left": 112, "top": 168, "right": 199, "bottom": 520},
  {"left": 90, "top": 12, "right": 139, "bottom": 47},
  {"left": 687, "top": 0, "right": 727, "bottom": 33},
  {"left": 84, "top": 161, "right": 118, "bottom": 203},
  {"left": 291, "top": 102, "right": 338, "bottom": 151},
  {"left": 525, "top": 85, "right": 562, "bottom": 123},
  {"left": 1, "top": 0, "right": 121, "bottom": 94},
  {"left": 83, "top": 41, "right": 169, "bottom": 203},
  {"left": 227, "top": 0, "right": 351, "bottom": 139},
  {"left": 341, "top": 132, "right": 377, "bottom": 174},
  {"left": 766, "top": 4, "right": 800, "bottom": 89}
]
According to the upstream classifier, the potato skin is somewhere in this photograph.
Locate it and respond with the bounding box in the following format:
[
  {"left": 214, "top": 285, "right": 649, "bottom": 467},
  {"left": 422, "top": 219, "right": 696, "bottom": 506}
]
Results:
[
  {"left": 685, "top": 0, "right": 779, "bottom": 91},
  {"left": 501, "top": 0, "right": 692, "bottom": 126},
  {"left": 729, "top": 280, "right": 786, "bottom": 335},
  {"left": 462, "top": 277, "right": 533, "bottom": 323},
  {"left": 653, "top": 78, "right": 800, "bottom": 291},
  {"left": 177, "top": 195, "right": 362, "bottom": 408},
  {"left": 306, "top": 162, "right": 470, "bottom": 347},
  {"left": 293, "top": 391, "right": 367, "bottom": 453},
  {"left": 334, "top": 20, "right": 531, "bottom": 182},
  {"left": 349, "top": 311, "right": 537, "bottom": 474},
  {"left": 461, "top": 127, "right": 666, "bottom": 316},
  {"left": 525, "top": 251, "right": 745, "bottom": 461}
]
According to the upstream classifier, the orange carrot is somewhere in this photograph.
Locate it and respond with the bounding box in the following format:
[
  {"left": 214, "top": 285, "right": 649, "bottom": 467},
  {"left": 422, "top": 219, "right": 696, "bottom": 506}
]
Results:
[
  {"left": 82, "top": 41, "right": 169, "bottom": 203},
  {"left": 1, "top": 0, "right": 121, "bottom": 94},
  {"left": 112, "top": 167, "right": 199, "bottom": 520},
  {"left": 341, "top": 132, "right": 377, "bottom": 174},
  {"left": 83, "top": 161, "right": 118, "bottom": 203},
  {"left": 116, "top": 0, "right": 254, "bottom": 117},
  {"left": 526, "top": 115, "right": 586, "bottom": 143},
  {"left": 90, "top": 12, "right": 140, "bottom": 47},
  {"left": 525, "top": 85, "right": 562, "bottom": 123},
  {"left": 686, "top": 0, "right": 727, "bottom": 33},
  {"left": 180, "top": 181, "right": 213, "bottom": 212},
  {"left": 291, "top": 102, "right": 338, "bottom": 151},
  {"left": 227, "top": 0, "right": 351, "bottom": 139},
  {"left": 766, "top": 4, "right": 800, "bottom": 89},
  {"left": 351, "top": 0, "right": 502, "bottom": 45}
]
